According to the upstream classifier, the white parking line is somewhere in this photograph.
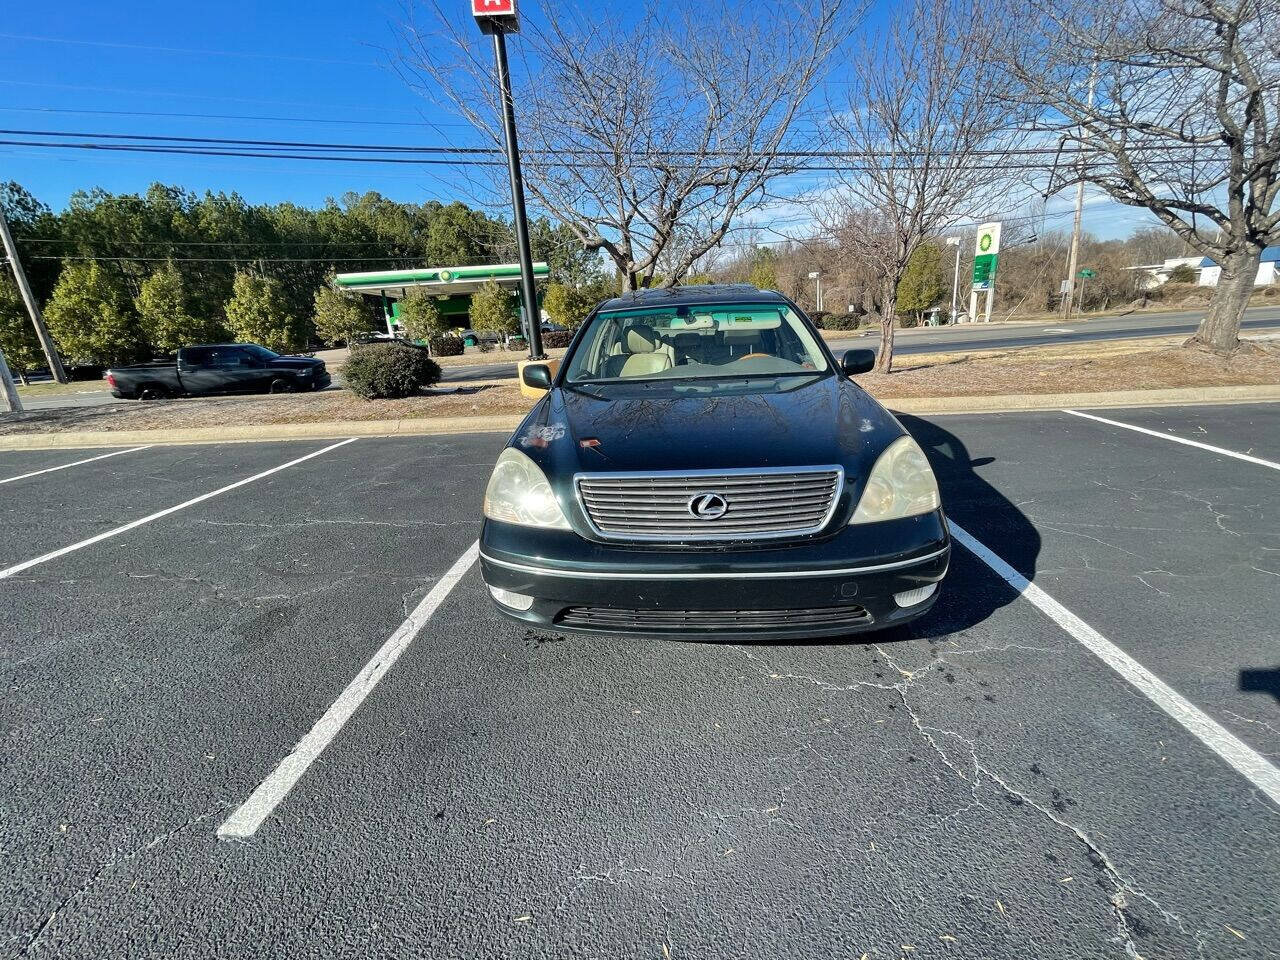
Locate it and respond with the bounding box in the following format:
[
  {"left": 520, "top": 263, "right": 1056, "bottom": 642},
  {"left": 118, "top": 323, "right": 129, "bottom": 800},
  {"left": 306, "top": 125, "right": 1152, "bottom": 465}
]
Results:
[
  {"left": 0, "top": 438, "right": 358, "bottom": 583},
  {"left": 1063, "top": 408, "right": 1280, "bottom": 471},
  {"left": 949, "top": 520, "right": 1280, "bottom": 808},
  {"left": 218, "top": 540, "right": 480, "bottom": 839},
  {"left": 0, "top": 445, "right": 153, "bottom": 485}
]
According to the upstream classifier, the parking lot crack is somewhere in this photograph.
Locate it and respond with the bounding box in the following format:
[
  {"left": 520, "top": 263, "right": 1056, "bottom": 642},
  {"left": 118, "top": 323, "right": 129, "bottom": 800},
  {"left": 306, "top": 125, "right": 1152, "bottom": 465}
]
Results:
[{"left": 21, "top": 806, "right": 223, "bottom": 955}]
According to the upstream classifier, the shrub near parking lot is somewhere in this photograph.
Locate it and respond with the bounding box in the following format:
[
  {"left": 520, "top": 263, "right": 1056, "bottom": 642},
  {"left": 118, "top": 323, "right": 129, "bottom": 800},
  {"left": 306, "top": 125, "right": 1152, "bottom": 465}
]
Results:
[
  {"left": 542, "top": 330, "right": 574, "bottom": 349},
  {"left": 429, "top": 335, "right": 465, "bottom": 357},
  {"left": 341, "top": 342, "right": 441, "bottom": 399}
]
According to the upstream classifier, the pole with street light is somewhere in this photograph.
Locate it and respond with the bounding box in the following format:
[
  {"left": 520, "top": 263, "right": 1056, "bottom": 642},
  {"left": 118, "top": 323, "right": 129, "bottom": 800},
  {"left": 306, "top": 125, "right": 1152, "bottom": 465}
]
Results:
[
  {"left": 472, "top": 0, "right": 544, "bottom": 360},
  {"left": 807, "top": 270, "right": 823, "bottom": 312},
  {"left": 946, "top": 236, "right": 962, "bottom": 323}
]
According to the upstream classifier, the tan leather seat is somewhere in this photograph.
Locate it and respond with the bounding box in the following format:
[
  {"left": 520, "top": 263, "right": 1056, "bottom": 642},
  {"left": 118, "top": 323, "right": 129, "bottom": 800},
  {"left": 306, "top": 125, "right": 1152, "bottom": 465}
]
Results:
[{"left": 602, "top": 325, "right": 673, "bottom": 378}]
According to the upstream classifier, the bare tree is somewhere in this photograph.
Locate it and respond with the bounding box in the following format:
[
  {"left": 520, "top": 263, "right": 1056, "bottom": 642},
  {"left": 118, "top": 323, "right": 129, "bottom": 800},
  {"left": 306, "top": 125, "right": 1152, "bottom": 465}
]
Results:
[
  {"left": 1000, "top": 0, "right": 1280, "bottom": 352},
  {"left": 818, "top": 0, "right": 1031, "bottom": 372},
  {"left": 401, "top": 0, "right": 853, "bottom": 291}
]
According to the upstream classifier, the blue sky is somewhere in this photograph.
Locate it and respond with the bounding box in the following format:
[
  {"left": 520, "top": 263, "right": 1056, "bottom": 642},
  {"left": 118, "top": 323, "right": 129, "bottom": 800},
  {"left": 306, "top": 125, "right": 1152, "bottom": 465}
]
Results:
[{"left": 0, "top": 0, "right": 1154, "bottom": 240}]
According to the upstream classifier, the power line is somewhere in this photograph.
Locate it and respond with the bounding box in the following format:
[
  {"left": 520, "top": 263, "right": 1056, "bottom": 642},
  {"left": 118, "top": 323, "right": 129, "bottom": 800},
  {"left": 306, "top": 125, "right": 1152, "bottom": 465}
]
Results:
[
  {"left": 0, "top": 80, "right": 418, "bottom": 115},
  {"left": 0, "top": 105, "right": 470, "bottom": 129},
  {"left": 31, "top": 254, "right": 429, "bottom": 264},
  {"left": 0, "top": 31, "right": 383, "bottom": 66},
  {"left": 0, "top": 127, "right": 1227, "bottom": 160},
  {"left": 0, "top": 137, "right": 1223, "bottom": 175}
]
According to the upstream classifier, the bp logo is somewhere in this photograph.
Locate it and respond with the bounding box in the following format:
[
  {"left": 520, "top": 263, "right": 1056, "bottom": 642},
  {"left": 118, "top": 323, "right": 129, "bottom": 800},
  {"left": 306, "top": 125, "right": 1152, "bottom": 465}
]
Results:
[
  {"left": 979, "top": 233, "right": 993, "bottom": 252},
  {"left": 438, "top": 270, "right": 453, "bottom": 282}
]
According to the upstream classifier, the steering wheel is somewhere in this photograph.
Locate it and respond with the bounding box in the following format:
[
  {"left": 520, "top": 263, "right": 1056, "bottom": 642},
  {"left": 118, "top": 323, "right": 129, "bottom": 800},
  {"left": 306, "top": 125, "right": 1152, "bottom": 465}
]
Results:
[{"left": 735, "top": 352, "right": 772, "bottom": 362}]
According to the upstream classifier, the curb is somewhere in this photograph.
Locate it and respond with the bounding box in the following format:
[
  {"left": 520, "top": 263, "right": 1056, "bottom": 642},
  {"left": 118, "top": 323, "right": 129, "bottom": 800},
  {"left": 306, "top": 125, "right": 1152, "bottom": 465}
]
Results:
[
  {"left": 883, "top": 384, "right": 1280, "bottom": 416},
  {"left": 1, "top": 386, "right": 1277, "bottom": 451},
  {"left": 0, "top": 415, "right": 527, "bottom": 451}
]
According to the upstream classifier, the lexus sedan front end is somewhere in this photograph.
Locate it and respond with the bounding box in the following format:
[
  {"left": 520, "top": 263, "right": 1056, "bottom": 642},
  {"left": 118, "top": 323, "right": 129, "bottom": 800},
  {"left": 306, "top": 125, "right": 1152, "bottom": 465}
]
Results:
[{"left": 479, "top": 285, "right": 949, "bottom": 641}]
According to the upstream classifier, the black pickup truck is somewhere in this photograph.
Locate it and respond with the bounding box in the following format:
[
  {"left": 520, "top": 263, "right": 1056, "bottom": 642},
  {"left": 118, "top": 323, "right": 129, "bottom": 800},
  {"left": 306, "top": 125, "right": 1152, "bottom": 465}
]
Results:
[{"left": 106, "top": 344, "right": 330, "bottom": 400}]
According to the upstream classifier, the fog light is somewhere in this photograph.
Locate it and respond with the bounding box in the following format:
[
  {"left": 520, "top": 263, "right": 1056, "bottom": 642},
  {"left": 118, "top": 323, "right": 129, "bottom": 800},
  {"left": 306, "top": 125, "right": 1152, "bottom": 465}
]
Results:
[
  {"left": 488, "top": 585, "right": 535, "bottom": 611},
  {"left": 893, "top": 583, "right": 938, "bottom": 608}
]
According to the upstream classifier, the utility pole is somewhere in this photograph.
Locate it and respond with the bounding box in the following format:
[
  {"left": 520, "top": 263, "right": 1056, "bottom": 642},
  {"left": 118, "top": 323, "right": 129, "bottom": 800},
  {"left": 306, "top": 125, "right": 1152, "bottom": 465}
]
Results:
[
  {"left": 946, "top": 236, "right": 962, "bottom": 322},
  {"left": 0, "top": 206, "right": 67, "bottom": 383},
  {"left": 0, "top": 344, "right": 22, "bottom": 412},
  {"left": 474, "top": 0, "right": 544, "bottom": 361},
  {"left": 1062, "top": 70, "right": 1096, "bottom": 319}
]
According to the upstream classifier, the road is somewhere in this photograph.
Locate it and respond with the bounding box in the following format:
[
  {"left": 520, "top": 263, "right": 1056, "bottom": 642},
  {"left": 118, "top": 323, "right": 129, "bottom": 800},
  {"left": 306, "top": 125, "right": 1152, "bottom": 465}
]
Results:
[
  {"left": 2, "top": 402, "right": 1277, "bottom": 958},
  {"left": 434, "top": 305, "right": 1280, "bottom": 384},
  {"left": 15, "top": 305, "right": 1280, "bottom": 408}
]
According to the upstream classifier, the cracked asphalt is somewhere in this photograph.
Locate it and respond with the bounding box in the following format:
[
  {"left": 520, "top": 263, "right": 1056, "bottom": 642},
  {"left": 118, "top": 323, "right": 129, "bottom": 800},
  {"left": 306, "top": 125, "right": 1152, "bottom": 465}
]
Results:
[{"left": 2, "top": 403, "right": 1278, "bottom": 959}]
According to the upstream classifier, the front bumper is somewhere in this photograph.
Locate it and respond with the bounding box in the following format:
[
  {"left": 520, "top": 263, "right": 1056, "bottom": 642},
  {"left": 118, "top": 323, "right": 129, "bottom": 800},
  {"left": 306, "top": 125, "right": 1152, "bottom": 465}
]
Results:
[{"left": 479, "top": 512, "right": 950, "bottom": 640}]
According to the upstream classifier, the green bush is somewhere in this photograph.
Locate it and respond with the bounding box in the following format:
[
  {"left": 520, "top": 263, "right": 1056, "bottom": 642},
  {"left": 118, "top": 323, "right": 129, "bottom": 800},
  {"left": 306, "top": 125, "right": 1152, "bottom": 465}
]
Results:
[
  {"left": 340, "top": 342, "right": 441, "bottom": 399},
  {"left": 429, "top": 335, "right": 465, "bottom": 357},
  {"left": 822, "top": 314, "right": 861, "bottom": 331},
  {"left": 542, "top": 330, "right": 574, "bottom": 348}
]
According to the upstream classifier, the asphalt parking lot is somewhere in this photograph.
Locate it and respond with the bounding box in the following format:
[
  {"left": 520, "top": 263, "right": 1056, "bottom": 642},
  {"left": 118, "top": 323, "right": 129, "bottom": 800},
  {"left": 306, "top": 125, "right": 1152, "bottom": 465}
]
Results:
[{"left": 3, "top": 403, "right": 1278, "bottom": 959}]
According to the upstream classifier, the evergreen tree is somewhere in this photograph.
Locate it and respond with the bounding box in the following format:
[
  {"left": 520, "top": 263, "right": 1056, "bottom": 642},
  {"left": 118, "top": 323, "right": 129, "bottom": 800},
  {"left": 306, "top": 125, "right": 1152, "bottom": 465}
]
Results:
[
  {"left": 543, "top": 283, "right": 595, "bottom": 330},
  {"left": 896, "top": 242, "right": 946, "bottom": 323},
  {"left": 396, "top": 288, "right": 449, "bottom": 343},
  {"left": 0, "top": 277, "right": 44, "bottom": 382},
  {"left": 136, "top": 262, "right": 228, "bottom": 353},
  {"left": 469, "top": 280, "right": 518, "bottom": 339},
  {"left": 225, "top": 271, "right": 309, "bottom": 353},
  {"left": 44, "top": 261, "right": 146, "bottom": 364},
  {"left": 313, "top": 281, "right": 374, "bottom": 346}
]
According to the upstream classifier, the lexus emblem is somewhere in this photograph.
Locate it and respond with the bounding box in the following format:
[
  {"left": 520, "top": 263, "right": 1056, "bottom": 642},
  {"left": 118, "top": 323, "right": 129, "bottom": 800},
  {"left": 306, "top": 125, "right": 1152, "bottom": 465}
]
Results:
[{"left": 688, "top": 492, "right": 728, "bottom": 520}]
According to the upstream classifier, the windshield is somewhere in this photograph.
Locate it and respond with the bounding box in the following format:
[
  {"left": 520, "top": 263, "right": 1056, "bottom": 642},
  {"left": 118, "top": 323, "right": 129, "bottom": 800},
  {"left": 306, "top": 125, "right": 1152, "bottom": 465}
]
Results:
[
  {"left": 242, "top": 344, "right": 280, "bottom": 361},
  {"left": 563, "top": 302, "right": 829, "bottom": 383}
]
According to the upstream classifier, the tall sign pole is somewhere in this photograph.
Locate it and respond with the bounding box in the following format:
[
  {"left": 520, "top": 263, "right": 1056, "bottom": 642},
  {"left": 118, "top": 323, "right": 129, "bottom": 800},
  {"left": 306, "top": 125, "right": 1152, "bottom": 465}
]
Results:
[
  {"left": 0, "top": 206, "right": 67, "bottom": 383},
  {"left": 473, "top": 0, "right": 544, "bottom": 360}
]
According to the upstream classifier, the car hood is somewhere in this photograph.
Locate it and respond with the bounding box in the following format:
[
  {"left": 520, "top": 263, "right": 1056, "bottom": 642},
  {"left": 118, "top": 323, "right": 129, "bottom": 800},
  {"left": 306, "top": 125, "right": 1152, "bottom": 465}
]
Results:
[
  {"left": 268, "top": 356, "right": 325, "bottom": 370},
  {"left": 515, "top": 375, "right": 905, "bottom": 478}
]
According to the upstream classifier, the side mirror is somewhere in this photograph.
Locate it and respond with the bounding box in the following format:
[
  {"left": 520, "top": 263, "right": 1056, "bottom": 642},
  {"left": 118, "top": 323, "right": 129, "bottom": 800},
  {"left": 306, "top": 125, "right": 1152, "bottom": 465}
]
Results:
[
  {"left": 841, "top": 349, "right": 876, "bottom": 375},
  {"left": 521, "top": 363, "right": 552, "bottom": 390}
]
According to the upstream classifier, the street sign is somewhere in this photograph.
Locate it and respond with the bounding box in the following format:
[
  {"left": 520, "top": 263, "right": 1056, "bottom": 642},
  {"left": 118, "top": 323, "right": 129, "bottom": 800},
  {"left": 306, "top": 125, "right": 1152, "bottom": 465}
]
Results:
[
  {"left": 1079, "top": 268, "right": 1096, "bottom": 278},
  {"left": 974, "top": 222, "right": 1002, "bottom": 256},
  {"left": 472, "top": 0, "right": 518, "bottom": 33},
  {"left": 972, "top": 253, "right": 997, "bottom": 290}
]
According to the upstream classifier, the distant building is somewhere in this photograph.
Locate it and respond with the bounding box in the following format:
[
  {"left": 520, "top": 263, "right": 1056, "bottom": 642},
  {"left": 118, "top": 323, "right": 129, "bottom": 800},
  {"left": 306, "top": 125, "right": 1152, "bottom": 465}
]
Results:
[
  {"left": 333, "top": 262, "right": 550, "bottom": 337},
  {"left": 1127, "top": 256, "right": 1205, "bottom": 290},
  {"left": 1197, "top": 246, "right": 1280, "bottom": 287}
]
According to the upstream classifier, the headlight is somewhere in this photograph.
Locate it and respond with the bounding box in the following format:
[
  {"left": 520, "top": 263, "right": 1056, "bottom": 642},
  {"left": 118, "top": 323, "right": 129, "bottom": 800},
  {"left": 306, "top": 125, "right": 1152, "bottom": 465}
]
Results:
[
  {"left": 849, "top": 436, "right": 940, "bottom": 524},
  {"left": 483, "top": 448, "right": 572, "bottom": 530}
]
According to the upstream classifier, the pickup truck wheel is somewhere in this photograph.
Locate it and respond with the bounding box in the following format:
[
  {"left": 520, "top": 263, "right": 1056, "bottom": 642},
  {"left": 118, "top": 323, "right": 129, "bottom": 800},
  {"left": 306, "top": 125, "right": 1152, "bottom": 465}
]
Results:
[
  {"left": 269, "top": 378, "right": 297, "bottom": 394},
  {"left": 137, "top": 384, "right": 171, "bottom": 401}
]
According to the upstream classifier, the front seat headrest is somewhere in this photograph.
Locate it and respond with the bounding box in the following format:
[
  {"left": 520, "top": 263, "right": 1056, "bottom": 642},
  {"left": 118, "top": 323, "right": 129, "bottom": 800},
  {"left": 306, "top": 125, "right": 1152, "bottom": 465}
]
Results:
[{"left": 625, "top": 324, "right": 659, "bottom": 353}]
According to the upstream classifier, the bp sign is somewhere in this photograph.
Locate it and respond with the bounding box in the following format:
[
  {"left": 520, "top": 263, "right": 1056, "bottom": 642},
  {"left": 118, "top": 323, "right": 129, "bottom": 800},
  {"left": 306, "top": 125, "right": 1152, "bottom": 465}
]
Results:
[
  {"left": 972, "top": 254, "right": 997, "bottom": 289},
  {"left": 971, "top": 222, "right": 1002, "bottom": 291}
]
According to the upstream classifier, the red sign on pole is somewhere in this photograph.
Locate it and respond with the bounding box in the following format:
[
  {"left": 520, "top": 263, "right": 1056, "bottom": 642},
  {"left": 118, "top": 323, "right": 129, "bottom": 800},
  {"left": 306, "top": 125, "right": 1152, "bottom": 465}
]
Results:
[{"left": 472, "top": 0, "right": 516, "bottom": 17}]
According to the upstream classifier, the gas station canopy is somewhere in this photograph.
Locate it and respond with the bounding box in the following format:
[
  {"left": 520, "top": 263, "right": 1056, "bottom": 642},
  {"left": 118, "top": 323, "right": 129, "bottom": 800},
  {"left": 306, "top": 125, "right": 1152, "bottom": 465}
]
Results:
[{"left": 334, "top": 262, "right": 549, "bottom": 298}]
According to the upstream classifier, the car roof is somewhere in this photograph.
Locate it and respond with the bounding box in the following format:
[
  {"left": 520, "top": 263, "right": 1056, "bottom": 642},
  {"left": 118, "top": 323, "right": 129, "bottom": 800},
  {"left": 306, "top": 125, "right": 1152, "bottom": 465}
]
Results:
[{"left": 596, "top": 284, "right": 790, "bottom": 312}]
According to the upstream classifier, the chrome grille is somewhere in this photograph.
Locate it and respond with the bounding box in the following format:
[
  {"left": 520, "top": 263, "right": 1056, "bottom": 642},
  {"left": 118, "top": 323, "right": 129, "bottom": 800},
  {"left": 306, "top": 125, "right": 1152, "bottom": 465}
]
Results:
[
  {"left": 575, "top": 467, "right": 843, "bottom": 542},
  {"left": 558, "top": 604, "right": 871, "bottom": 633}
]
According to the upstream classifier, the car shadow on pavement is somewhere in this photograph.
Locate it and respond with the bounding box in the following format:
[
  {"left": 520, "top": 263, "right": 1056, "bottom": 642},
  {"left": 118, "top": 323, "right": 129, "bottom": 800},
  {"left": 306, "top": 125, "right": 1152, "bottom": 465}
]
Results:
[
  {"left": 1239, "top": 667, "right": 1280, "bottom": 703},
  {"left": 884, "top": 413, "right": 1043, "bottom": 643}
]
